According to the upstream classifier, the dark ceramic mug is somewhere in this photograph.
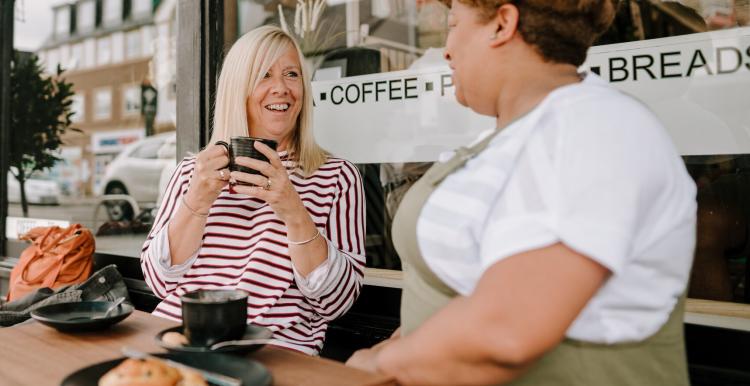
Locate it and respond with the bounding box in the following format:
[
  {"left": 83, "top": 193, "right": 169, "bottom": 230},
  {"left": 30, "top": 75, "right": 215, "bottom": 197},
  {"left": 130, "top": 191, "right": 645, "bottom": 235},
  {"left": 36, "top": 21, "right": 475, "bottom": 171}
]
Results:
[
  {"left": 215, "top": 136, "right": 278, "bottom": 183},
  {"left": 180, "top": 289, "right": 248, "bottom": 347}
]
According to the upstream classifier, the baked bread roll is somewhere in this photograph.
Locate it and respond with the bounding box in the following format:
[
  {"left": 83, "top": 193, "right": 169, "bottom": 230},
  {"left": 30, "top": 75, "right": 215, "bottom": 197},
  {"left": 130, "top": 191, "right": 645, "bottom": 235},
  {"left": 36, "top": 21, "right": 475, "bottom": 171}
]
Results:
[
  {"left": 177, "top": 368, "right": 209, "bottom": 386},
  {"left": 98, "top": 358, "right": 181, "bottom": 386},
  {"left": 98, "top": 358, "right": 208, "bottom": 386}
]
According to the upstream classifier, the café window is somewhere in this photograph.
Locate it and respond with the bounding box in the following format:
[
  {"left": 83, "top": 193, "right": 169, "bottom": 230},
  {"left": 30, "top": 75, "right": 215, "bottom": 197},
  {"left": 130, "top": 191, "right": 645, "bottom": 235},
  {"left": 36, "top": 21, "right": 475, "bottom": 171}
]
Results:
[
  {"left": 222, "top": 0, "right": 750, "bottom": 302},
  {"left": 3, "top": 0, "right": 178, "bottom": 267}
]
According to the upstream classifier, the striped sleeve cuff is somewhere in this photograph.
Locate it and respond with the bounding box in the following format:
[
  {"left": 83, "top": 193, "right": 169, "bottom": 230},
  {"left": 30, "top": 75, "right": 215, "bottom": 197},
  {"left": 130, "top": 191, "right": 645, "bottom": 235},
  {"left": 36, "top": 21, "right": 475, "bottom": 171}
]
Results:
[
  {"left": 293, "top": 237, "right": 338, "bottom": 297},
  {"left": 149, "top": 224, "right": 199, "bottom": 279}
]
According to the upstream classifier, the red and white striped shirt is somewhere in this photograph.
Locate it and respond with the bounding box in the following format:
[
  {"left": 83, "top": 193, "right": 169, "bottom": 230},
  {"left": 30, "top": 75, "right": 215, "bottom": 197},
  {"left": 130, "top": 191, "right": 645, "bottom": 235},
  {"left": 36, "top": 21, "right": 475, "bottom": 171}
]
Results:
[{"left": 140, "top": 152, "right": 365, "bottom": 354}]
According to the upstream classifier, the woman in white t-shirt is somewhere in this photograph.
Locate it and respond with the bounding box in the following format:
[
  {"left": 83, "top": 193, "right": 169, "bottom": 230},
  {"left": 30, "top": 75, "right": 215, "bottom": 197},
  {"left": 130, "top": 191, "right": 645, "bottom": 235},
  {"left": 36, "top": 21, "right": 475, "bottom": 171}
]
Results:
[{"left": 346, "top": 1, "right": 697, "bottom": 385}]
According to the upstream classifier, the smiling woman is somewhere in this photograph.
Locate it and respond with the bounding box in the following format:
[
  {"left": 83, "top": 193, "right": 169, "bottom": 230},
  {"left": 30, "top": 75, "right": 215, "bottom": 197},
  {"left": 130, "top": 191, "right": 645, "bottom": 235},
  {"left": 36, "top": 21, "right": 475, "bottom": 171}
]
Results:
[{"left": 139, "top": 26, "right": 366, "bottom": 355}]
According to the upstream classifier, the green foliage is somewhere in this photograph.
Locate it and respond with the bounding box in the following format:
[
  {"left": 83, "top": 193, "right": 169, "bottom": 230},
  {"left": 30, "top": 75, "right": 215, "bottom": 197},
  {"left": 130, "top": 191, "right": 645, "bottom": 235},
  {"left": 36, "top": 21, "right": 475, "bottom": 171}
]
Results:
[{"left": 9, "top": 50, "right": 79, "bottom": 215}]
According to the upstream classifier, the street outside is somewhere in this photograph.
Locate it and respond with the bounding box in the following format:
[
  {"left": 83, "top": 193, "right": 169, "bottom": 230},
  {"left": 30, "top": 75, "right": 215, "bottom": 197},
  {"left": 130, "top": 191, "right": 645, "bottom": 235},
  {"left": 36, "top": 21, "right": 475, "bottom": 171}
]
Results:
[{"left": 8, "top": 197, "right": 149, "bottom": 257}]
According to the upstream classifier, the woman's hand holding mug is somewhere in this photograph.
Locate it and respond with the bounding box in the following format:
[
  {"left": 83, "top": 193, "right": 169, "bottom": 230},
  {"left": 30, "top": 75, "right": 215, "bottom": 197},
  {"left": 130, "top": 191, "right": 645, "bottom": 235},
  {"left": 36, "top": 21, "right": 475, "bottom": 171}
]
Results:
[
  {"left": 184, "top": 143, "right": 231, "bottom": 212},
  {"left": 230, "top": 141, "right": 307, "bottom": 224}
]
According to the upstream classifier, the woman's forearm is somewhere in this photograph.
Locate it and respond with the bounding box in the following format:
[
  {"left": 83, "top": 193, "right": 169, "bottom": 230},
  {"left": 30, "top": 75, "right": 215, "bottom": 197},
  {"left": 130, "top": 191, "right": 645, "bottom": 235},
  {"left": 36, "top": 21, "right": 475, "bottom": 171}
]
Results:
[
  {"left": 376, "top": 244, "right": 610, "bottom": 385},
  {"left": 285, "top": 211, "right": 328, "bottom": 277},
  {"left": 168, "top": 194, "right": 210, "bottom": 266},
  {"left": 376, "top": 297, "right": 527, "bottom": 386}
]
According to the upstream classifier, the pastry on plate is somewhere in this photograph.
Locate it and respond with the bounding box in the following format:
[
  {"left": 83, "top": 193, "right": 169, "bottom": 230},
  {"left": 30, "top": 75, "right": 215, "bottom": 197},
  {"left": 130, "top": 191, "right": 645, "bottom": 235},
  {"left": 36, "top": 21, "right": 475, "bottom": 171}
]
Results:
[{"left": 98, "top": 358, "right": 207, "bottom": 386}]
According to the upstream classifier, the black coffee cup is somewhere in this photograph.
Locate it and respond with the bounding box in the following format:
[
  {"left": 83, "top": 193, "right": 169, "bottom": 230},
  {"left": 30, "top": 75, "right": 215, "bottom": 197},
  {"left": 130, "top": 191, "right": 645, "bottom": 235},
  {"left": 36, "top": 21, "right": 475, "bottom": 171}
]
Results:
[
  {"left": 180, "top": 289, "right": 248, "bottom": 347},
  {"left": 215, "top": 136, "right": 278, "bottom": 181}
]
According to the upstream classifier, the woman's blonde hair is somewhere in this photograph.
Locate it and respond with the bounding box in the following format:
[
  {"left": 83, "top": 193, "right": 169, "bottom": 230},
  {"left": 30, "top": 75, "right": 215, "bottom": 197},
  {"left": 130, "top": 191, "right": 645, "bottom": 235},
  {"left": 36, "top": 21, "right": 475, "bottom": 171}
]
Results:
[{"left": 210, "top": 25, "right": 328, "bottom": 175}]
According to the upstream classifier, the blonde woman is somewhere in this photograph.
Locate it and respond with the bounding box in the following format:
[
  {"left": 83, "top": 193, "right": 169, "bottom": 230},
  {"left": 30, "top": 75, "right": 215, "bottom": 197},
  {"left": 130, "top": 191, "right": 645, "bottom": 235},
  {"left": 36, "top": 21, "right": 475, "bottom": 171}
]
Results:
[{"left": 141, "top": 26, "right": 366, "bottom": 355}]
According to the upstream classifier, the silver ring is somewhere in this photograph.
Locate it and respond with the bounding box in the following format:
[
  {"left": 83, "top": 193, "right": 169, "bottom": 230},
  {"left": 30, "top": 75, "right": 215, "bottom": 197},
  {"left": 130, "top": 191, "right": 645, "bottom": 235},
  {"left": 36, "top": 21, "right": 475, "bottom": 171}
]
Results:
[
  {"left": 219, "top": 170, "right": 226, "bottom": 180},
  {"left": 264, "top": 178, "right": 272, "bottom": 191}
]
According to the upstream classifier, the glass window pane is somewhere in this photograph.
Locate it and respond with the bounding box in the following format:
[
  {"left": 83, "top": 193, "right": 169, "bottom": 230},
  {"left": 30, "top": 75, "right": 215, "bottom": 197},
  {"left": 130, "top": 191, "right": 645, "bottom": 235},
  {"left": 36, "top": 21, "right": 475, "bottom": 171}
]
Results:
[
  {"left": 55, "top": 8, "right": 69, "bottom": 38},
  {"left": 125, "top": 29, "right": 142, "bottom": 59},
  {"left": 6, "top": 1, "right": 176, "bottom": 265},
  {"left": 77, "top": 0, "right": 95, "bottom": 34},
  {"left": 103, "top": 0, "right": 123, "bottom": 27},
  {"left": 122, "top": 85, "right": 141, "bottom": 116},
  {"left": 94, "top": 89, "right": 111, "bottom": 120},
  {"left": 131, "top": 0, "right": 152, "bottom": 17},
  {"left": 225, "top": 0, "right": 750, "bottom": 306},
  {"left": 70, "top": 43, "right": 84, "bottom": 70},
  {"left": 71, "top": 94, "right": 85, "bottom": 123},
  {"left": 582, "top": 1, "right": 750, "bottom": 303},
  {"left": 84, "top": 38, "right": 96, "bottom": 68},
  {"left": 45, "top": 49, "right": 59, "bottom": 74},
  {"left": 97, "top": 37, "right": 111, "bottom": 65}
]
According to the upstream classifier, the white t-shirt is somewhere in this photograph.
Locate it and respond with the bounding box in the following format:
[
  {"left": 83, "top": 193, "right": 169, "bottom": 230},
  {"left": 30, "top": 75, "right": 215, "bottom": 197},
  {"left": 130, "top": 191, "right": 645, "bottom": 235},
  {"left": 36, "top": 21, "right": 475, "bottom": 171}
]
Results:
[{"left": 417, "top": 74, "right": 697, "bottom": 344}]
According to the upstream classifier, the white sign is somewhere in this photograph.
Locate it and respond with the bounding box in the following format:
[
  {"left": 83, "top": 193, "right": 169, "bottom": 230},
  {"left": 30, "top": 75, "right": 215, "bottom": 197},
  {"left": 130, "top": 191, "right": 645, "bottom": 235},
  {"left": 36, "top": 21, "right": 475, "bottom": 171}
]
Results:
[
  {"left": 312, "top": 27, "right": 750, "bottom": 163},
  {"left": 91, "top": 128, "right": 145, "bottom": 154},
  {"left": 313, "top": 67, "right": 493, "bottom": 163},
  {"left": 584, "top": 26, "right": 750, "bottom": 156},
  {"left": 5, "top": 217, "right": 70, "bottom": 240}
]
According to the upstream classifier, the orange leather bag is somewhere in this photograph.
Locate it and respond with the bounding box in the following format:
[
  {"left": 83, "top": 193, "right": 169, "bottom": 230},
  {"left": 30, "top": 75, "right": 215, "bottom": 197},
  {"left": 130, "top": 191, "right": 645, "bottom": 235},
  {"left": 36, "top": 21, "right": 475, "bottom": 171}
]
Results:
[{"left": 8, "top": 224, "right": 95, "bottom": 302}]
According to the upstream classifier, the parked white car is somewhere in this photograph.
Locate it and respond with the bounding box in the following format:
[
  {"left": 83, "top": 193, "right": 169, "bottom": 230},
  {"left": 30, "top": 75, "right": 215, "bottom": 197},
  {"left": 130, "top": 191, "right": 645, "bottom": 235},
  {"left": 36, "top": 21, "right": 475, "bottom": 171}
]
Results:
[
  {"left": 7, "top": 171, "right": 62, "bottom": 205},
  {"left": 97, "top": 132, "right": 176, "bottom": 220}
]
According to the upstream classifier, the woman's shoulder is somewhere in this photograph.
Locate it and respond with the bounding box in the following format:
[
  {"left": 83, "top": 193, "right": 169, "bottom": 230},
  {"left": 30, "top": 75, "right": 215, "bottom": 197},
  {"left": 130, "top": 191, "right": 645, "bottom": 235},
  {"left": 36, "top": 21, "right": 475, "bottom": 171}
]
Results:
[
  {"left": 312, "top": 156, "right": 361, "bottom": 183},
  {"left": 318, "top": 156, "right": 357, "bottom": 171},
  {"left": 542, "top": 79, "right": 667, "bottom": 147},
  {"left": 554, "top": 76, "right": 657, "bottom": 125}
]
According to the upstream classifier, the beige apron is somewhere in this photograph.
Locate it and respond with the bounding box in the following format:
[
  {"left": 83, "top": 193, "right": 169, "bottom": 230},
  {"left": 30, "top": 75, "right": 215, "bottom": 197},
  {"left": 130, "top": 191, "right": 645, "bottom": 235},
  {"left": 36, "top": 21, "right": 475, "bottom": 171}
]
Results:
[{"left": 391, "top": 124, "right": 690, "bottom": 385}]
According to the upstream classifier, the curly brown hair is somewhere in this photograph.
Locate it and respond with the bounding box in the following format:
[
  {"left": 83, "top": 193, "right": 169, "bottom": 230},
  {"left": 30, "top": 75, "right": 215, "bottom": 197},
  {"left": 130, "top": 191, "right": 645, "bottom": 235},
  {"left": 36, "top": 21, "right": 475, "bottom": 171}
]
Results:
[{"left": 442, "top": 0, "right": 618, "bottom": 66}]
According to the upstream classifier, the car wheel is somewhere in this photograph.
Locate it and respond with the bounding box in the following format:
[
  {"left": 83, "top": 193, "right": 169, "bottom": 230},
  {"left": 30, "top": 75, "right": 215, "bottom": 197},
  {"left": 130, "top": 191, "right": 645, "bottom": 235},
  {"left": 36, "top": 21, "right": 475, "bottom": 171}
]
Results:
[{"left": 105, "top": 183, "right": 135, "bottom": 221}]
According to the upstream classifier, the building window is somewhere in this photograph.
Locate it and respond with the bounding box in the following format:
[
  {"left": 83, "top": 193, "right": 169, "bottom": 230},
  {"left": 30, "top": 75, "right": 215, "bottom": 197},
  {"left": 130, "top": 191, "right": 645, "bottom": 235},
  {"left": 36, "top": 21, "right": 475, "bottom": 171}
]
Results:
[
  {"left": 46, "top": 49, "right": 59, "bottom": 74},
  {"left": 97, "top": 37, "right": 112, "bottom": 66},
  {"left": 84, "top": 38, "right": 96, "bottom": 68},
  {"left": 59, "top": 45, "right": 71, "bottom": 70},
  {"left": 131, "top": 0, "right": 152, "bottom": 17},
  {"left": 143, "top": 26, "right": 154, "bottom": 55},
  {"left": 71, "top": 94, "right": 85, "bottom": 123},
  {"left": 103, "top": 0, "right": 122, "bottom": 27},
  {"left": 94, "top": 89, "right": 112, "bottom": 120},
  {"left": 54, "top": 7, "right": 70, "bottom": 39},
  {"left": 125, "top": 29, "right": 142, "bottom": 59},
  {"left": 77, "top": 0, "right": 96, "bottom": 34},
  {"left": 122, "top": 85, "right": 141, "bottom": 116},
  {"left": 69, "top": 43, "right": 84, "bottom": 70}
]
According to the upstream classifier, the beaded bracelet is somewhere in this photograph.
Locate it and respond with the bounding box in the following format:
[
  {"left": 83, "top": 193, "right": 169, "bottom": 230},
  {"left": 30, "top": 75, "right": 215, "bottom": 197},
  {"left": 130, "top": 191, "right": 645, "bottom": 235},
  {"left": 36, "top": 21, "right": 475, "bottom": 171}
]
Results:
[
  {"left": 181, "top": 196, "right": 209, "bottom": 218},
  {"left": 287, "top": 230, "right": 321, "bottom": 245}
]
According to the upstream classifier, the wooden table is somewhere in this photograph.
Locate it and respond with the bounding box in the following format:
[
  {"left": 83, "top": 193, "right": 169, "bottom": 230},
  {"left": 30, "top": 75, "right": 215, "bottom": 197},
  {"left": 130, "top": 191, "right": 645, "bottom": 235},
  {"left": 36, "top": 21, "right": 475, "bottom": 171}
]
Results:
[{"left": 0, "top": 310, "right": 395, "bottom": 386}]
